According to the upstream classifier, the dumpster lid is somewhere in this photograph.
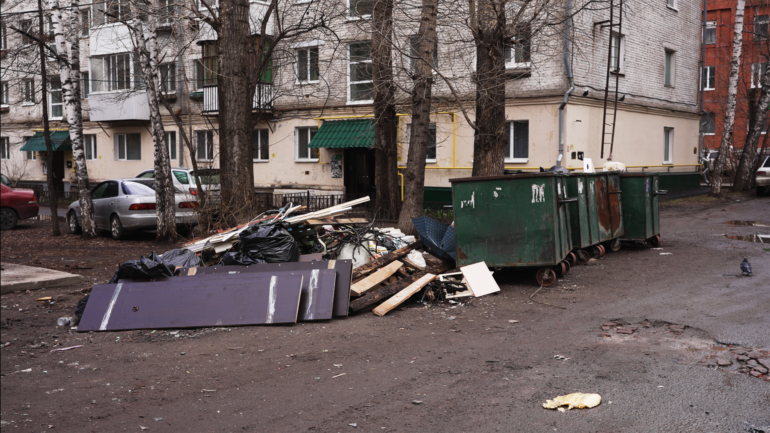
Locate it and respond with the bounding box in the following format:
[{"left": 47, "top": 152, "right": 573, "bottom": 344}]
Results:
[
  {"left": 619, "top": 173, "right": 655, "bottom": 177},
  {"left": 449, "top": 172, "right": 563, "bottom": 184}
]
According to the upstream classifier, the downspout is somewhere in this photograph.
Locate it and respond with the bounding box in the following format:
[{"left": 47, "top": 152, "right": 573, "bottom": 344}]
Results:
[
  {"left": 698, "top": 0, "right": 708, "bottom": 157},
  {"left": 176, "top": 13, "right": 185, "bottom": 166},
  {"left": 557, "top": 0, "right": 575, "bottom": 168}
]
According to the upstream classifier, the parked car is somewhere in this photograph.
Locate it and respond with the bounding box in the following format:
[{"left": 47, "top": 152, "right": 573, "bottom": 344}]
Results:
[
  {"left": 757, "top": 155, "right": 770, "bottom": 196},
  {"left": 135, "top": 168, "right": 220, "bottom": 199},
  {"left": 67, "top": 179, "right": 199, "bottom": 239},
  {"left": 1, "top": 174, "right": 12, "bottom": 187},
  {"left": 1, "top": 183, "right": 39, "bottom": 230}
]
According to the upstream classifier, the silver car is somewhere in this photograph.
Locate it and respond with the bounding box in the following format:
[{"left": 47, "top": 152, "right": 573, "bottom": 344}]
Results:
[
  {"left": 136, "top": 168, "right": 220, "bottom": 200},
  {"left": 66, "top": 179, "right": 199, "bottom": 240}
]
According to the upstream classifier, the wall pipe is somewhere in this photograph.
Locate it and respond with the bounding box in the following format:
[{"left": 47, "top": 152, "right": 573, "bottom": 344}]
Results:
[
  {"left": 557, "top": 0, "right": 575, "bottom": 168},
  {"left": 698, "top": 0, "right": 708, "bottom": 156}
]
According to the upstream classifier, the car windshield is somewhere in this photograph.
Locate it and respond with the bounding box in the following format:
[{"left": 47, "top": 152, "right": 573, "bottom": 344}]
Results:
[
  {"left": 196, "top": 169, "right": 221, "bottom": 185},
  {"left": 764, "top": 157, "right": 770, "bottom": 168},
  {"left": 122, "top": 181, "right": 156, "bottom": 196}
]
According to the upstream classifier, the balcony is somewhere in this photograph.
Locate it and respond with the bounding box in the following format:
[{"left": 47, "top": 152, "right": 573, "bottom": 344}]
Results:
[
  {"left": 202, "top": 83, "right": 273, "bottom": 113},
  {"left": 89, "top": 91, "right": 150, "bottom": 121}
]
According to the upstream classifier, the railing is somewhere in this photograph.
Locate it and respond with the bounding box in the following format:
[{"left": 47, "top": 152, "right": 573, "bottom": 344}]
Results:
[
  {"left": 202, "top": 83, "right": 273, "bottom": 113},
  {"left": 17, "top": 183, "right": 79, "bottom": 208}
]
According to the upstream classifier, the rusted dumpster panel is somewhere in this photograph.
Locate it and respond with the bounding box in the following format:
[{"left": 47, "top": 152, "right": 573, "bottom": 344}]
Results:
[
  {"left": 565, "top": 173, "right": 625, "bottom": 249},
  {"left": 620, "top": 173, "right": 664, "bottom": 242}
]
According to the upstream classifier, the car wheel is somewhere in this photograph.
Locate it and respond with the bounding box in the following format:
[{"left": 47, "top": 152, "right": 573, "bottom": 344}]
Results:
[
  {"left": 1, "top": 208, "right": 19, "bottom": 230},
  {"left": 110, "top": 215, "right": 125, "bottom": 240},
  {"left": 68, "top": 211, "right": 82, "bottom": 235}
]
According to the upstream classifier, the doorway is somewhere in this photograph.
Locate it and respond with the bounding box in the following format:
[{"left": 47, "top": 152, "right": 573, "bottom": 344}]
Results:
[{"left": 344, "top": 148, "right": 375, "bottom": 196}]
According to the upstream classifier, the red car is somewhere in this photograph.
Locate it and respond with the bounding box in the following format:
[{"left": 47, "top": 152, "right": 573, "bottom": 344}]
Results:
[{"left": 1, "top": 183, "right": 39, "bottom": 230}]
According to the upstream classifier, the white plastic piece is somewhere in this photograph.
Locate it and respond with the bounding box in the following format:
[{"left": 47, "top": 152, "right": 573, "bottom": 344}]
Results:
[{"left": 406, "top": 250, "right": 427, "bottom": 268}]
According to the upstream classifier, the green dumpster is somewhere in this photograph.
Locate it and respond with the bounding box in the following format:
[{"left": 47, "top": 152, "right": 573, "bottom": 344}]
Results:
[
  {"left": 450, "top": 173, "right": 575, "bottom": 286},
  {"left": 565, "top": 172, "right": 625, "bottom": 257},
  {"left": 619, "top": 173, "right": 666, "bottom": 247}
]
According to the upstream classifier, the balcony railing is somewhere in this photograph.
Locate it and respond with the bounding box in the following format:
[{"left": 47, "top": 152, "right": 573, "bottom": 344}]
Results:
[{"left": 202, "top": 83, "right": 273, "bottom": 113}]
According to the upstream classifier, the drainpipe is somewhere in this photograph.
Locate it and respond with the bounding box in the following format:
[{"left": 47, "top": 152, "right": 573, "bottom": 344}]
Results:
[
  {"left": 698, "top": 0, "right": 708, "bottom": 157},
  {"left": 557, "top": 0, "right": 575, "bottom": 168}
]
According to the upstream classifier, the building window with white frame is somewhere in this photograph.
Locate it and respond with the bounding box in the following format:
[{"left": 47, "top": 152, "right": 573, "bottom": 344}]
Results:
[
  {"left": 116, "top": 133, "right": 141, "bottom": 160},
  {"left": 195, "top": 130, "right": 214, "bottom": 161},
  {"left": 609, "top": 33, "right": 625, "bottom": 73},
  {"left": 94, "top": 0, "right": 131, "bottom": 25},
  {"left": 0, "top": 82, "right": 8, "bottom": 105},
  {"left": 504, "top": 26, "right": 531, "bottom": 69},
  {"left": 404, "top": 123, "right": 437, "bottom": 163},
  {"left": 348, "top": 42, "right": 373, "bottom": 103},
  {"left": 755, "top": 14, "right": 769, "bottom": 40},
  {"left": 81, "top": 72, "right": 90, "bottom": 98},
  {"left": 751, "top": 62, "right": 768, "bottom": 88},
  {"left": 664, "top": 49, "right": 676, "bottom": 87},
  {"left": 409, "top": 35, "right": 438, "bottom": 72},
  {"left": 23, "top": 79, "right": 35, "bottom": 104},
  {"left": 159, "top": 63, "right": 176, "bottom": 93},
  {"left": 159, "top": 0, "right": 175, "bottom": 26},
  {"left": 50, "top": 78, "right": 63, "bottom": 119},
  {"left": 666, "top": 0, "right": 677, "bottom": 9},
  {"left": 90, "top": 54, "right": 132, "bottom": 92},
  {"left": 0, "top": 137, "right": 9, "bottom": 160},
  {"left": 296, "top": 47, "right": 319, "bottom": 83},
  {"left": 701, "top": 113, "right": 715, "bottom": 135},
  {"left": 295, "top": 127, "right": 318, "bottom": 161},
  {"left": 84, "top": 134, "right": 97, "bottom": 160},
  {"left": 165, "top": 131, "right": 177, "bottom": 162},
  {"left": 20, "top": 19, "right": 33, "bottom": 46},
  {"left": 701, "top": 66, "right": 715, "bottom": 90},
  {"left": 505, "top": 120, "right": 529, "bottom": 162},
  {"left": 704, "top": 21, "right": 716, "bottom": 44},
  {"left": 0, "top": 20, "right": 7, "bottom": 50},
  {"left": 24, "top": 136, "right": 36, "bottom": 160},
  {"left": 80, "top": 9, "right": 90, "bottom": 36},
  {"left": 252, "top": 129, "right": 269, "bottom": 162},
  {"left": 663, "top": 127, "right": 674, "bottom": 164},
  {"left": 348, "top": 0, "right": 373, "bottom": 18}
]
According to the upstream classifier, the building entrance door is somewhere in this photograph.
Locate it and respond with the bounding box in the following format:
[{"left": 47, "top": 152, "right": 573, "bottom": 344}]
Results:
[{"left": 343, "top": 148, "right": 375, "bottom": 196}]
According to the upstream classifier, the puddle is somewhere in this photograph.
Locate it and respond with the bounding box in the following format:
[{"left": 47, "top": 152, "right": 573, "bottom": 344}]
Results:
[
  {"left": 723, "top": 221, "right": 770, "bottom": 227},
  {"left": 724, "top": 234, "right": 770, "bottom": 243}
]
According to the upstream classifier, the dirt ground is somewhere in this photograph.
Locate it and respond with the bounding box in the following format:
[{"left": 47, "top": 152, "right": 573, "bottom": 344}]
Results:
[{"left": 2, "top": 192, "right": 769, "bottom": 432}]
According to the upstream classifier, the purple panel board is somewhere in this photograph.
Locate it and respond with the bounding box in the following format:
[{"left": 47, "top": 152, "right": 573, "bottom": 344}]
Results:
[{"left": 78, "top": 274, "right": 303, "bottom": 331}]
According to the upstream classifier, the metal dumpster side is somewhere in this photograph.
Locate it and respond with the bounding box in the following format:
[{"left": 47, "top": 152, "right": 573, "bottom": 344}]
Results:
[
  {"left": 565, "top": 173, "right": 625, "bottom": 250},
  {"left": 450, "top": 173, "right": 573, "bottom": 268},
  {"left": 620, "top": 173, "right": 665, "bottom": 245}
]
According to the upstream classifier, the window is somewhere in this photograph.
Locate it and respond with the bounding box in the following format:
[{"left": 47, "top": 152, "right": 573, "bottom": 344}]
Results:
[
  {"left": 404, "top": 123, "right": 437, "bottom": 163},
  {"left": 755, "top": 14, "right": 769, "bottom": 40},
  {"left": 159, "top": 63, "right": 176, "bottom": 92},
  {"left": 252, "top": 129, "right": 269, "bottom": 161},
  {"left": 23, "top": 79, "right": 35, "bottom": 104},
  {"left": 609, "top": 33, "right": 624, "bottom": 73},
  {"left": 98, "top": 0, "right": 131, "bottom": 24},
  {"left": 50, "top": 78, "right": 63, "bottom": 119},
  {"left": 166, "top": 131, "right": 177, "bottom": 161},
  {"left": 1, "top": 20, "right": 7, "bottom": 50},
  {"left": 666, "top": 0, "right": 677, "bottom": 9},
  {"left": 664, "top": 49, "right": 675, "bottom": 87},
  {"left": 81, "top": 71, "right": 90, "bottom": 98},
  {"left": 751, "top": 62, "right": 768, "bottom": 88},
  {"left": 24, "top": 137, "right": 36, "bottom": 160},
  {"left": 409, "top": 35, "right": 438, "bottom": 72},
  {"left": 663, "top": 127, "right": 674, "bottom": 164},
  {"left": 20, "top": 20, "right": 33, "bottom": 46},
  {"left": 0, "top": 82, "right": 8, "bottom": 105},
  {"left": 701, "top": 66, "right": 715, "bottom": 90},
  {"left": 348, "top": 0, "right": 373, "bottom": 18},
  {"left": 116, "top": 133, "right": 141, "bottom": 160},
  {"left": 195, "top": 130, "right": 214, "bottom": 161},
  {"left": 1, "top": 137, "right": 9, "bottom": 159},
  {"left": 505, "top": 27, "right": 531, "bottom": 68},
  {"left": 296, "top": 47, "right": 319, "bottom": 83},
  {"left": 201, "top": 43, "right": 218, "bottom": 86},
  {"left": 505, "top": 120, "right": 529, "bottom": 161},
  {"left": 84, "top": 134, "right": 97, "bottom": 160},
  {"left": 704, "top": 21, "right": 716, "bottom": 44},
  {"left": 90, "top": 53, "right": 132, "bottom": 92},
  {"left": 160, "top": 0, "right": 175, "bottom": 25},
  {"left": 80, "top": 9, "right": 90, "bottom": 36},
  {"left": 348, "top": 42, "right": 373, "bottom": 103},
  {"left": 700, "top": 113, "right": 715, "bottom": 135},
  {"left": 296, "top": 127, "right": 318, "bottom": 161},
  {"left": 173, "top": 171, "right": 189, "bottom": 184}
]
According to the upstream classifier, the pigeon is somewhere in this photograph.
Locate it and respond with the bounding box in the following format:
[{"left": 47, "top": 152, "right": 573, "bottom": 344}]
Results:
[{"left": 740, "top": 258, "right": 752, "bottom": 276}]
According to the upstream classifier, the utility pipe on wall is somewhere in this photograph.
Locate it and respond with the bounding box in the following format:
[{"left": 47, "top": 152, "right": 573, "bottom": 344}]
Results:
[{"left": 557, "top": 0, "right": 575, "bottom": 168}]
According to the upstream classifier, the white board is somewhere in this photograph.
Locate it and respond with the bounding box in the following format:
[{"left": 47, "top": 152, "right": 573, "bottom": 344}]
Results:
[{"left": 460, "top": 262, "right": 501, "bottom": 297}]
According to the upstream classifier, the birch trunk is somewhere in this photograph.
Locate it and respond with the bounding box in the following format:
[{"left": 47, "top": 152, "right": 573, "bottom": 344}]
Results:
[
  {"left": 734, "top": 60, "right": 770, "bottom": 191},
  {"left": 132, "top": 10, "right": 176, "bottom": 241},
  {"left": 50, "top": 0, "right": 97, "bottom": 238},
  {"left": 372, "top": 0, "right": 401, "bottom": 220},
  {"left": 397, "top": 0, "right": 438, "bottom": 235},
  {"left": 39, "top": 0, "right": 61, "bottom": 236},
  {"left": 711, "top": 0, "right": 745, "bottom": 196}
]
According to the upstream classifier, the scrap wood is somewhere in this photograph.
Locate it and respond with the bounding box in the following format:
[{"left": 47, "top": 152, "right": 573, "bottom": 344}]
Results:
[
  {"left": 50, "top": 345, "right": 83, "bottom": 352},
  {"left": 351, "top": 241, "right": 423, "bottom": 280},
  {"left": 350, "top": 261, "right": 404, "bottom": 296},
  {"left": 373, "top": 273, "right": 437, "bottom": 316},
  {"left": 349, "top": 261, "right": 450, "bottom": 313}
]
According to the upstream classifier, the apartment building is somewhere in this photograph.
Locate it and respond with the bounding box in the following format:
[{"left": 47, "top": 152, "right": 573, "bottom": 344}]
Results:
[{"left": 0, "top": 0, "right": 701, "bottom": 197}]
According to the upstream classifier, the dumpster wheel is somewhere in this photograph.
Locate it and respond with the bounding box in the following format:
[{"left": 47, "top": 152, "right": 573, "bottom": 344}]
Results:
[
  {"left": 536, "top": 268, "right": 557, "bottom": 287},
  {"left": 649, "top": 235, "right": 661, "bottom": 248},
  {"left": 598, "top": 245, "right": 606, "bottom": 257},
  {"left": 576, "top": 250, "right": 590, "bottom": 264},
  {"left": 566, "top": 252, "right": 577, "bottom": 266},
  {"left": 610, "top": 238, "right": 622, "bottom": 252},
  {"left": 588, "top": 246, "right": 602, "bottom": 259},
  {"left": 554, "top": 262, "right": 568, "bottom": 278}
]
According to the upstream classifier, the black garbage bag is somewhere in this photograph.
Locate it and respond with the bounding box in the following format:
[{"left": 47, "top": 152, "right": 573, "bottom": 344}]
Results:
[
  {"left": 238, "top": 223, "right": 300, "bottom": 263},
  {"left": 160, "top": 248, "right": 202, "bottom": 269},
  {"left": 220, "top": 250, "right": 267, "bottom": 266},
  {"left": 107, "top": 251, "right": 174, "bottom": 284},
  {"left": 74, "top": 294, "right": 89, "bottom": 320}
]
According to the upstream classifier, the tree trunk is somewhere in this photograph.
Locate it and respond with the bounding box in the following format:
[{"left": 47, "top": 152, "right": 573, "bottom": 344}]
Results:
[
  {"left": 132, "top": 9, "right": 176, "bottom": 241},
  {"left": 734, "top": 59, "right": 770, "bottom": 191},
  {"left": 397, "top": 0, "right": 438, "bottom": 235},
  {"left": 372, "top": 0, "right": 401, "bottom": 220},
  {"left": 711, "top": 0, "right": 745, "bottom": 196},
  {"left": 39, "top": 0, "right": 61, "bottom": 236},
  {"left": 50, "top": 0, "right": 97, "bottom": 238},
  {"left": 218, "top": 0, "right": 255, "bottom": 225},
  {"left": 471, "top": 0, "right": 507, "bottom": 177}
]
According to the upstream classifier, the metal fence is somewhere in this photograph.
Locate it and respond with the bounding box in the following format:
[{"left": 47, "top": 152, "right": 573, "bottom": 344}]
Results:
[{"left": 17, "top": 183, "right": 79, "bottom": 208}]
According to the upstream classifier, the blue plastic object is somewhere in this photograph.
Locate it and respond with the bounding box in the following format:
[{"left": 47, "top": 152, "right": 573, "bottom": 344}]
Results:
[{"left": 411, "top": 216, "right": 456, "bottom": 261}]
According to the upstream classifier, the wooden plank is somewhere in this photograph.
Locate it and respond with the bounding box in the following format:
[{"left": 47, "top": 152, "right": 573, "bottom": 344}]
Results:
[
  {"left": 373, "top": 274, "right": 436, "bottom": 316},
  {"left": 460, "top": 262, "right": 500, "bottom": 297},
  {"left": 350, "top": 261, "right": 404, "bottom": 296},
  {"left": 351, "top": 241, "right": 422, "bottom": 281},
  {"left": 401, "top": 257, "right": 425, "bottom": 271},
  {"left": 349, "top": 262, "right": 450, "bottom": 313},
  {"left": 299, "top": 253, "right": 323, "bottom": 262},
  {"left": 178, "top": 260, "right": 352, "bottom": 317},
  {"left": 79, "top": 274, "right": 304, "bottom": 331}
]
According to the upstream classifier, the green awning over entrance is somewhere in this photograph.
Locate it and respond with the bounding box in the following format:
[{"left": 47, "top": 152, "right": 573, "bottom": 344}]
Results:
[
  {"left": 20, "top": 131, "right": 72, "bottom": 151},
  {"left": 308, "top": 119, "right": 375, "bottom": 149}
]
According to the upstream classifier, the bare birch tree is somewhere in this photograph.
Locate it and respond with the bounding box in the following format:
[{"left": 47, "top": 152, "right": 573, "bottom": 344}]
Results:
[{"left": 711, "top": 0, "right": 745, "bottom": 196}]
